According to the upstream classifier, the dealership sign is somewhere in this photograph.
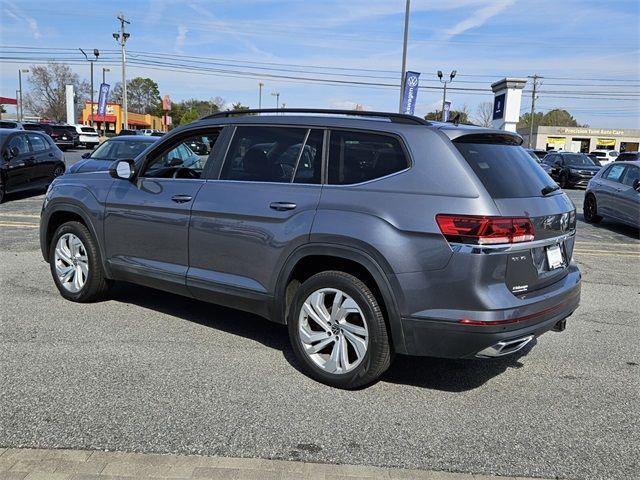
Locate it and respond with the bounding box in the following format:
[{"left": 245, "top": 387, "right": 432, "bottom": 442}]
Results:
[
  {"left": 493, "top": 93, "right": 505, "bottom": 120},
  {"left": 401, "top": 71, "right": 420, "bottom": 116},
  {"left": 97, "top": 83, "right": 110, "bottom": 116}
]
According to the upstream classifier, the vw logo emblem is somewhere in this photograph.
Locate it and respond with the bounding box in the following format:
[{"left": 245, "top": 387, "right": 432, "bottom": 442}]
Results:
[
  {"left": 407, "top": 76, "right": 418, "bottom": 87},
  {"left": 560, "top": 213, "right": 569, "bottom": 232}
]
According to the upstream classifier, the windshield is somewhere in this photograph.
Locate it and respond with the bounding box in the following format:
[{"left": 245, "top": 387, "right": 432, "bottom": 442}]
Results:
[
  {"left": 90, "top": 139, "right": 156, "bottom": 160},
  {"left": 564, "top": 154, "right": 597, "bottom": 166}
]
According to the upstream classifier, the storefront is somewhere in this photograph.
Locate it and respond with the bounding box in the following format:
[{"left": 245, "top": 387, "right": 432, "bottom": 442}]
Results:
[
  {"left": 81, "top": 102, "right": 164, "bottom": 134},
  {"left": 518, "top": 126, "right": 640, "bottom": 153}
]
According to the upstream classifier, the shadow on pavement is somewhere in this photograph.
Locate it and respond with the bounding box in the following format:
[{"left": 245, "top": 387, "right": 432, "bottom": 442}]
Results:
[
  {"left": 578, "top": 214, "right": 639, "bottom": 240},
  {"left": 110, "top": 282, "right": 531, "bottom": 392}
]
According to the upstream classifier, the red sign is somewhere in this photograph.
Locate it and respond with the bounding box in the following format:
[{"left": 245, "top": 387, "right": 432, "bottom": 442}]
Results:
[{"left": 162, "top": 95, "right": 171, "bottom": 111}]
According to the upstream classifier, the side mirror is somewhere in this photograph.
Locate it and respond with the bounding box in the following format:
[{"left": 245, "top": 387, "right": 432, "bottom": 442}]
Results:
[
  {"left": 109, "top": 159, "right": 135, "bottom": 180},
  {"left": 633, "top": 179, "right": 640, "bottom": 192},
  {"left": 81, "top": 152, "right": 91, "bottom": 159}
]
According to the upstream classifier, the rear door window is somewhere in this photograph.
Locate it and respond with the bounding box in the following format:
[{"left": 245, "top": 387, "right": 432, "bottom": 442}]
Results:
[
  {"left": 454, "top": 135, "right": 554, "bottom": 198},
  {"left": 621, "top": 166, "right": 639, "bottom": 187},
  {"left": 327, "top": 130, "right": 408, "bottom": 185},
  {"left": 27, "top": 133, "right": 49, "bottom": 152},
  {"left": 603, "top": 164, "right": 626, "bottom": 183}
]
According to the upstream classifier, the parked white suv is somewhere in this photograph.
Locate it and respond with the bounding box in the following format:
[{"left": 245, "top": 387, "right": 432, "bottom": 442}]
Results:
[
  {"left": 72, "top": 125, "right": 100, "bottom": 149},
  {"left": 589, "top": 149, "right": 618, "bottom": 166}
]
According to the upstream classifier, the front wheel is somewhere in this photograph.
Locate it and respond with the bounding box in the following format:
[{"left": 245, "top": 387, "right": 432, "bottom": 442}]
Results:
[
  {"left": 49, "top": 221, "right": 111, "bottom": 302},
  {"left": 288, "top": 271, "right": 391, "bottom": 389},
  {"left": 583, "top": 195, "right": 602, "bottom": 223}
]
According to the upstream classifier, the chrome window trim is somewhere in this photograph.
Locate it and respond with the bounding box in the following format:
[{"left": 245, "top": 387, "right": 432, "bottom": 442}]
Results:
[{"left": 449, "top": 231, "right": 575, "bottom": 254}]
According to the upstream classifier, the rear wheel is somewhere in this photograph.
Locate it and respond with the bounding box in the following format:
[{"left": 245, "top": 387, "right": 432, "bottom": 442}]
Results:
[
  {"left": 288, "top": 271, "right": 391, "bottom": 389},
  {"left": 583, "top": 194, "right": 602, "bottom": 223},
  {"left": 49, "top": 221, "right": 111, "bottom": 302}
]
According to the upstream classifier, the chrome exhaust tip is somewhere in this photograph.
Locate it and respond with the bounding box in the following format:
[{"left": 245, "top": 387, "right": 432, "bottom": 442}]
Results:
[{"left": 476, "top": 335, "right": 535, "bottom": 358}]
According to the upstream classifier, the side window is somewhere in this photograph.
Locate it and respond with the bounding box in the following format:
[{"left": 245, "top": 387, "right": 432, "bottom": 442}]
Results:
[
  {"left": 604, "top": 164, "right": 626, "bottom": 183},
  {"left": 27, "top": 133, "right": 49, "bottom": 152},
  {"left": 7, "top": 134, "right": 30, "bottom": 156},
  {"left": 328, "top": 130, "right": 408, "bottom": 185},
  {"left": 142, "top": 130, "right": 221, "bottom": 179},
  {"left": 621, "top": 166, "right": 639, "bottom": 187},
  {"left": 220, "top": 126, "right": 312, "bottom": 183}
]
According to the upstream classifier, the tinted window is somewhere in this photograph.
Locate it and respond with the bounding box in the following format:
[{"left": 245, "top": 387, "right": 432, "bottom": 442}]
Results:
[
  {"left": 328, "top": 130, "right": 408, "bottom": 185},
  {"left": 221, "top": 126, "right": 312, "bottom": 183},
  {"left": 454, "top": 141, "right": 555, "bottom": 198},
  {"left": 143, "top": 130, "right": 221, "bottom": 179},
  {"left": 0, "top": 121, "right": 18, "bottom": 129},
  {"left": 7, "top": 134, "right": 29, "bottom": 155},
  {"left": 80, "top": 127, "right": 96, "bottom": 133},
  {"left": 92, "top": 139, "right": 156, "bottom": 161},
  {"left": 604, "top": 164, "right": 626, "bottom": 182},
  {"left": 563, "top": 153, "right": 597, "bottom": 166},
  {"left": 27, "top": 133, "right": 49, "bottom": 152},
  {"left": 621, "top": 166, "right": 639, "bottom": 187}
]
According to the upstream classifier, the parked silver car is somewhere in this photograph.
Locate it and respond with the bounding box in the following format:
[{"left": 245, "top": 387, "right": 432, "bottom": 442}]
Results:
[{"left": 584, "top": 160, "right": 640, "bottom": 228}]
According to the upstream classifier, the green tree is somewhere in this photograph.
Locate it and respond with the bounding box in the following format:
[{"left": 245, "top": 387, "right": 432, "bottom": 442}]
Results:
[
  {"left": 110, "top": 77, "right": 162, "bottom": 115},
  {"left": 230, "top": 102, "right": 250, "bottom": 111},
  {"left": 518, "top": 109, "right": 581, "bottom": 128},
  {"left": 23, "top": 63, "right": 90, "bottom": 121},
  {"left": 424, "top": 107, "right": 469, "bottom": 124},
  {"left": 179, "top": 109, "right": 200, "bottom": 125}
]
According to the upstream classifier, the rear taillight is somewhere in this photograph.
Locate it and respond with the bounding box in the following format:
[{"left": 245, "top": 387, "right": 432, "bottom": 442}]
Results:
[{"left": 436, "top": 214, "right": 534, "bottom": 245}]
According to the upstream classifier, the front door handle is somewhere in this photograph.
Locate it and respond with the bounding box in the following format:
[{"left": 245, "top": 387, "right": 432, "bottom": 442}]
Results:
[
  {"left": 171, "top": 194, "right": 193, "bottom": 203},
  {"left": 270, "top": 202, "right": 297, "bottom": 211}
]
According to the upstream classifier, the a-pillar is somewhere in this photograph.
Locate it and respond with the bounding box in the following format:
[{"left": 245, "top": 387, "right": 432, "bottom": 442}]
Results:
[{"left": 490, "top": 77, "right": 527, "bottom": 132}]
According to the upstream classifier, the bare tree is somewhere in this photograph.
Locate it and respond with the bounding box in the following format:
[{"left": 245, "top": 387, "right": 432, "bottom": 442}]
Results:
[
  {"left": 474, "top": 102, "right": 493, "bottom": 127},
  {"left": 23, "top": 63, "right": 89, "bottom": 122}
]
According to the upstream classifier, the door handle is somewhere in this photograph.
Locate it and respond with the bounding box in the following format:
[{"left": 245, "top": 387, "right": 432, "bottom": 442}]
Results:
[
  {"left": 171, "top": 194, "right": 193, "bottom": 203},
  {"left": 49, "top": 153, "right": 54, "bottom": 157},
  {"left": 270, "top": 202, "right": 297, "bottom": 211}
]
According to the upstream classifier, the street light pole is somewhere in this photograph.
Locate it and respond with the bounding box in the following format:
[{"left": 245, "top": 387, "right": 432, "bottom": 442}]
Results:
[
  {"left": 103, "top": 68, "right": 110, "bottom": 85},
  {"left": 80, "top": 48, "right": 99, "bottom": 127},
  {"left": 114, "top": 13, "right": 130, "bottom": 132},
  {"left": 398, "top": 0, "right": 410, "bottom": 113},
  {"left": 259, "top": 82, "right": 264, "bottom": 109},
  {"left": 271, "top": 92, "right": 280, "bottom": 109},
  {"left": 437, "top": 70, "right": 457, "bottom": 122},
  {"left": 18, "top": 69, "right": 28, "bottom": 122}
]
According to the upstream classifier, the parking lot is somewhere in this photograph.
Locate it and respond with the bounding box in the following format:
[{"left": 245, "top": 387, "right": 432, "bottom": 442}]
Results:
[{"left": 1, "top": 149, "right": 638, "bottom": 480}]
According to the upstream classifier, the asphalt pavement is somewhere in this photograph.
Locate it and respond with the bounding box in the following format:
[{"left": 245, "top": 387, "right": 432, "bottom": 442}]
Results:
[{"left": 0, "top": 149, "right": 638, "bottom": 480}]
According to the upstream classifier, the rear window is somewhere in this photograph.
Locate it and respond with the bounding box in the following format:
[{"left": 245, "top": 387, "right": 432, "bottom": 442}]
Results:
[
  {"left": 454, "top": 138, "right": 554, "bottom": 198},
  {"left": 80, "top": 127, "right": 97, "bottom": 133}
]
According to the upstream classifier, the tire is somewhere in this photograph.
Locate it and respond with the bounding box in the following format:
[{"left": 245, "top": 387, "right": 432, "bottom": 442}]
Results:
[
  {"left": 583, "top": 194, "right": 602, "bottom": 223},
  {"left": 49, "top": 221, "right": 111, "bottom": 302},
  {"left": 287, "top": 271, "right": 392, "bottom": 389}
]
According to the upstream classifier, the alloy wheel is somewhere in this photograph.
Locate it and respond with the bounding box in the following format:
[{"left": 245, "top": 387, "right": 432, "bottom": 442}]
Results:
[
  {"left": 54, "top": 233, "right": 89, "bottom": 293},
  {"left": 298, "top": 288, "right": 369, "bottom": 374}
]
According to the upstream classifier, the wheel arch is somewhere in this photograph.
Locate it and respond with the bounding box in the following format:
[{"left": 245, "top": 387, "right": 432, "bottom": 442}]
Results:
[{"left": 273, "top": 244, "right": 407, "bottom": 354}]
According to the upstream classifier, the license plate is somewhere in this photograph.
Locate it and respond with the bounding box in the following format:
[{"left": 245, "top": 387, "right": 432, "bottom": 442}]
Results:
[{"left": 546, "top": 244, "right": 564, "bottom": 270}]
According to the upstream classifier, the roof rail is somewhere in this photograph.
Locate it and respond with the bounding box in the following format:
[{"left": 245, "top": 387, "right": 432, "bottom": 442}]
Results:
[{"left": 202, "top": 108, "right": 430, "bottom": 126}]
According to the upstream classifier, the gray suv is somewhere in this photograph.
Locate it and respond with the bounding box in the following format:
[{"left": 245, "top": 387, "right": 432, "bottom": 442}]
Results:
[{"left": 40, "top": 109, "right": 581, "bottom": 388}]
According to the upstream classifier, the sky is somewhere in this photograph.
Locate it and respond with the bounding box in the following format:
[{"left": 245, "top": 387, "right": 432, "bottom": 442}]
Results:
[{"left": 1, "top": 0, "right": 639, "bottom": 128}]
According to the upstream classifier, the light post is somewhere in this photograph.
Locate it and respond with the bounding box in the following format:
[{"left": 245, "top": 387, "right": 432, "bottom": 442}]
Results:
[
  {"left": 102, "top": 67, "right": 110, "bottom": 85},
  {"left": 113, "top": 13, "right": 131, "bottom": 132},
  {"left": 271, "top": 91, "right": 280, "bottom": 109},
  {"left": 398, "top": 0, "right": 410, "bottom": 113},
  {"left": 437, "top": 70, "right": 456, "bottom": 122},
  {"left": 259, "top": 82, "right": 264, "bottom": 109},
  {"left": 18, "top": 69, "right": 28, "bottom": 122},
  {"left": 80, "top": 48, "right": 99, "bottom": 127}
]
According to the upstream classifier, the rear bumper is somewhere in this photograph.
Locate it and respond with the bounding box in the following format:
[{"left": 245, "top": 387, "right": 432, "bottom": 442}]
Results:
[{"left": 400, "top": 263, "right": 581, "bottom": 358}]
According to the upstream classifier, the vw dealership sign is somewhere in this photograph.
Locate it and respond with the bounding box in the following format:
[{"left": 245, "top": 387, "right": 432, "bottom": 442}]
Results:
[
  {"left": 97, "top": 83, "right": 110, "bottom": 116},
  {"left": 401, "top": 71, "right": 420, "bottom": 116}
]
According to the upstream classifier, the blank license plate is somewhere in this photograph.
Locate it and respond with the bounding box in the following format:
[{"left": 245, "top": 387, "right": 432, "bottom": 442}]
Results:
[{"left": 546, "top": 244, "right": 564, "bottom": 270}]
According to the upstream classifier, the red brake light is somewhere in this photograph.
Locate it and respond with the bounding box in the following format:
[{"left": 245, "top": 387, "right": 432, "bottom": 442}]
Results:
[{"left": 436, "top": 214, "right": 534, "bottom": 245}]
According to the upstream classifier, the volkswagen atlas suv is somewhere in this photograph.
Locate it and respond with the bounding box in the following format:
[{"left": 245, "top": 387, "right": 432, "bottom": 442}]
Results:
[{"left": 40, "top": 109, "right": 581, "bottom": 388}]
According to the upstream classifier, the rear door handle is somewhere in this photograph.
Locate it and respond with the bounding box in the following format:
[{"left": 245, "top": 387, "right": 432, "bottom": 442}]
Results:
[
  {"left": 171, "top": 194, "right": 193, "bottom": 203},
  {"left": 270, "top": 202, "right": 297, "bottom": 211}
]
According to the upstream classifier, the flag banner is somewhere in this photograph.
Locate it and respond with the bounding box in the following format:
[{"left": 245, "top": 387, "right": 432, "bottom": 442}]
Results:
[
  {"left": 97, "top": 83, "right": 110, "bottom": 116},
  {"left": 401, "top": 71, "right": 420, "bottom": 115},
  {"left": 443, "top": 101, "right": 451, "bottom": 122}
]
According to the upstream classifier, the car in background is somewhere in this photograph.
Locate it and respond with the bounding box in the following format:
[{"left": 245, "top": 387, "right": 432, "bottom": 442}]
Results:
[
  {"left": 23, "top": 123, "right": 54, "bottom": 137},
  {"left": 586, "top": 153, "right": 601, "bottom": 165},
  {"left": 524, "top": 148, "right": 547, "bottom": 161},
  {"left": 0, "top": 129, "right": 65, "bottom": 203},
  {"left": 140, "top": 129, "right": 162, "bottom": 136},
  {"left": 49, "top": 125, "right": 75, "bottom": 150},
  {"left": 72, "top": 125, "right": 100, "bottom": 149},
  {"left": 542, "top": 151, "right": 601, "bottom": 188},
  {"left": 0, "top": 121, "right": 24, "bottom": 130},
  {"left": 118, "top": 129, "right": 141, "bottom": 136},
  {"left": 66, "top": 135, "right": 160, "bottom": 174},
  {"left": 584, "top": 161, "right": 639, "bottom": 229},
  {"left": 615, "top": 152, "right": 640, "bottom": 162},
  {"left": 589, "top": 149, "right": 618, "bottom": 166}
]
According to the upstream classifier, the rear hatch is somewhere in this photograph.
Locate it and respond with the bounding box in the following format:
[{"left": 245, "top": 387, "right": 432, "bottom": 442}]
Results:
[{"left": 450, "top": 132, "right": 576, "bottom": 295}]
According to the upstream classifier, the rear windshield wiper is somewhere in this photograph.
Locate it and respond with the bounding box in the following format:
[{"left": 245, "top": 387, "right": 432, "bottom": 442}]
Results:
[{"left": 541, "top": 185, "right": 560, "bottom": 196}]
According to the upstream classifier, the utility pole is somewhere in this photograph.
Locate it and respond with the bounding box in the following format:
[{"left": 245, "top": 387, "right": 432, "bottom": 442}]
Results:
[
  {"left": 271, "top": 91, "right": 280, "bottom": 109},
  {"left": 398, "top": 0, "right": 410, "bottom": 113},
  {"left": 113, "top": 14, "right": 130, "bottom": 132},
  {"left": 258, "top": 82, "right": 264, "bottom": 109},
  {"left": 527, "top": 74, "right": 541, "bottom": 148}
]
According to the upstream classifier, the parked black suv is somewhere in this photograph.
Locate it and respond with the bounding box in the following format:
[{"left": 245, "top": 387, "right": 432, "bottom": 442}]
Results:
[
  {"left": 542, "top": 151, "right": 601, "bottom": 188},
  {"left": 41, "top": 109, "right": 581, "bottom": 388}
]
